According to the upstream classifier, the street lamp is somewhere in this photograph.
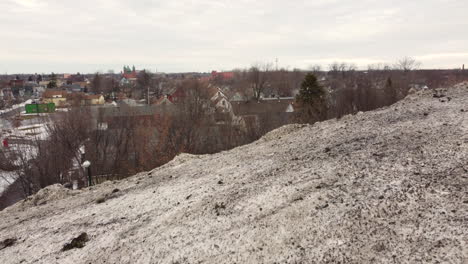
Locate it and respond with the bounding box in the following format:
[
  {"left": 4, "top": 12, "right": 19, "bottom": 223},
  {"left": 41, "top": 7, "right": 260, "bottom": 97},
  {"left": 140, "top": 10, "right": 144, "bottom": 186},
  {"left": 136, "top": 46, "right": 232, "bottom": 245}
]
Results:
[{"left": 81, "top": 160, "right": 92, "bottom": 187}]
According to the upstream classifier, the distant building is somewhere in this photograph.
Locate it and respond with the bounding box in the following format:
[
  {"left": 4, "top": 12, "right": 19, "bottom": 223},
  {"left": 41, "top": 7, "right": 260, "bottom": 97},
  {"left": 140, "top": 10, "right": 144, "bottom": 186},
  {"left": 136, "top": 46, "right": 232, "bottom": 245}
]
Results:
[
  {"left": 208, "top": 86, "right": 232, "bottom": 113},
  {"left": 154, "top": 95, "right": 174, "bottom": 106},
  {"left": 211, "top": 71, "right": 234, "bottom": 81},
  {"left": 231, "top": 97, "right": 296, "bottom": 132},
  {"left": 85, "top": 94, "right": 105, "bottom": 105},
  {"left": 122, "top": 65, "right": 138, "bottom": 79},
  {"left": 66, "top": 73, "right": 85, "bottom": 84},
  {"left": 61, "top": 84, "right": 84, "bottom": 93},
  {"left": 42, "top": 90, "right": 68, "bottom": 107},
  {"left": 9, "top": 79, "right": 24, "bottom": 88},
  {"left": 1, "top": 88, "right": 13, "bottom": 100}
]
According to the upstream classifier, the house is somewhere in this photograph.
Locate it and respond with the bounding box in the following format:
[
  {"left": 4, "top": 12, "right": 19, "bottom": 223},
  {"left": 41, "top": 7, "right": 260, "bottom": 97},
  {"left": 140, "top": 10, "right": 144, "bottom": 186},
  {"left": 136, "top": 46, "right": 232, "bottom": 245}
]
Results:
[
  {"left": 34, "top": 86, "right": 46, "bottom": 98},
  {"left": 118, "top": 98, "right": 140, "bottom": 107},
  {"left": 39, "top": 81, "right": 50, "bottom": 87},
  {"left": 66, "top": 93, "right": 105, "bottom": 106},
  {"left": 74, "top": 81, "right": 89, "bottom": 89},
  {"left": 154, "top": 95, "right": 174, "bottom": 106},
  {"left": 208, "top": 86, "right": 232, "bottom": 113},
  {"left": 1, "top": 88, "right": 13, "bottom": 100},
  {"left": 9, "top": 79, "right": 24, "bottom": 88},
  {"left": 42, "top": 90, "right": 68, "bottom": 107},
  {"left": 231, "top": 97, "right": 296, "bottom": 132},
  {"left": 24, "top": 81, "right": 40, "bottom": 96},
  {"left": 120, "top": 77, "right": 130, "bottom": 86},
  {"left": 211, "top": 71, "right": 235, "bottom": 81},
  {"left": 66, "top": 73, "right": 85, "bottom": 84},
  {"left": 169, "top": 87, "right": 187, "bottom": 103},
  {"left": 229, "top": 91, "right": 248, "bottom": 102},
  {"left": 231, "top": 97, "right": 295, "bottom": 116},
  {"left": 121, "top": 65, "right": 139, "bottom": 84},
  {"left": 61, "top": 84, "right": 84, "bottom": 93},
  {"left": 85, "top": 94, "right": 105, "bottom": 105}
]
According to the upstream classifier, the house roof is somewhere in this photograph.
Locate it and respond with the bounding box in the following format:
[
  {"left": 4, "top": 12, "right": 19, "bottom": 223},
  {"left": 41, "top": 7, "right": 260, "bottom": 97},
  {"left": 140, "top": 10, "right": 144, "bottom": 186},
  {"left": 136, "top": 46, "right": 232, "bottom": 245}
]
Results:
[
  {"left": 86, "top": 94, "right": 103, "bottom": 100},
  {"left": 99, "top": 104, "right": 178, "bottom": 119},
  {"left": 122, "top": 72, "right": 138, "bottom": 79},
  {"left": 154, "top": 96, "right": 174, "bottom": 105},
  {"left": 231, "top": 98, "right": 295, "bottom": 116},
  {"left": 67, "top": 74, "right": 85, "bottom": 83},
  {"left": 211, "top": 71, "right": 234, "bottom": 80},
  {"left": 42, "top": 89, "right": 68, "bottom": 98}
]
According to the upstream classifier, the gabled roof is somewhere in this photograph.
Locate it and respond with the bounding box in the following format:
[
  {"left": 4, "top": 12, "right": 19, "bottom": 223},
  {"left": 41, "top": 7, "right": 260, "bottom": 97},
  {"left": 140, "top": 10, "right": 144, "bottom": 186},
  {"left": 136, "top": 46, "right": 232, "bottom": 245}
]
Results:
[
  {"left": 231, "top": 98, "right": 295, "bottom": 116},
  {"left": 86, "top": 94, "right": 103, "bottom": 100},
  {"left": 122, "top": 72, "right": 138, "bottom": 79},
  {"left": 211, "top": 71, "right": 234, "bottom": 80},
  {"left": 154, "top": 96, "right": 174, "bottom": 105},
  {"left": 42, "top": 89, "right": 68, "bottom": 98}
]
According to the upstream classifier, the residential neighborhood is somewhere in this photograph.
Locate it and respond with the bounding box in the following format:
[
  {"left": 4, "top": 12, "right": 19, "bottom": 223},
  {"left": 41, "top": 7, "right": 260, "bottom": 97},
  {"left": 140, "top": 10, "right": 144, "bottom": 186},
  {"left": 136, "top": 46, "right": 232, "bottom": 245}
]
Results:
[
  {"left": 0, "top": 63, "right": 467, "bottom": 208},
  {"left": 1, "top": 0, "right": 468, "bottom": 262}
]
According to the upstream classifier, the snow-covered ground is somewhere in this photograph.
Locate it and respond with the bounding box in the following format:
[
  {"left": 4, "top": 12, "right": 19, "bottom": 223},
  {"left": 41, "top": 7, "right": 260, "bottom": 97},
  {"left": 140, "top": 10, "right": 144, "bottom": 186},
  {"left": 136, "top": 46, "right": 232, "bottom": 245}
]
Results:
[
  {"left": 0, "top": 171, "right": 15, "bottom": 194},
  {"left": 0, "top": 112, "right": 49, "bottom": 195},
  {"left": 0, "top": 144, "right": 39, "bottom": 195},
  {"left": 0, "top": 99, "right": 32, "bottom": 115},
  {"left": 6, "top": 123, "right": 49, "bottom": 141},
  {"left": 0, "top": 83, "right": 467, "bottom": 263}
]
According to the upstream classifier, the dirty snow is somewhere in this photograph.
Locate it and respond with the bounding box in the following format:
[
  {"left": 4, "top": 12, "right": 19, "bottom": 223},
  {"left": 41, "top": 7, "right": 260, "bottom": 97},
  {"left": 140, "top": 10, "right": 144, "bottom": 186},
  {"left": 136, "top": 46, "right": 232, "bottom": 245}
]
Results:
[
  {"left": 0, "top": 171, "right": 15, "bottom": 195},
  {"left": 0, "top": 84, "right": 467, "bottom": 263},
  {"left": 0, "top": 100, "right": 32, "bottom": 115}
]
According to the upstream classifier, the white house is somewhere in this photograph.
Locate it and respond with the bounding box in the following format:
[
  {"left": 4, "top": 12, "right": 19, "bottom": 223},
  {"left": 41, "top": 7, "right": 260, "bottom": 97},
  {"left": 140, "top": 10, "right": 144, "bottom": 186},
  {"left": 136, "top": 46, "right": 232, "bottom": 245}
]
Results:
[{"left": 210, "top": 88, "right": 232, "bottom": 113}]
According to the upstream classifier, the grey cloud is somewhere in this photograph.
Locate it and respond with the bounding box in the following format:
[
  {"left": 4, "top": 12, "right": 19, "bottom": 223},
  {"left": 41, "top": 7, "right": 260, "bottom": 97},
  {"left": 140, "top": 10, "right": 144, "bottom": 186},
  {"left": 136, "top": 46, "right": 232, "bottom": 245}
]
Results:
[{"left": 1, "top": 0, "right": 467, "bottom": 73}]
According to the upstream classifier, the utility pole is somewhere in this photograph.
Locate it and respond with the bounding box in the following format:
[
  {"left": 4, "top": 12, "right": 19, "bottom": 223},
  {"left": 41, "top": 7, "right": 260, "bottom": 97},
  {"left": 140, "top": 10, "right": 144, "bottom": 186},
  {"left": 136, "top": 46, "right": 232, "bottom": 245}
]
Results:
[{"left": 275, "top": 58, "right": 278, "bottom": 71}]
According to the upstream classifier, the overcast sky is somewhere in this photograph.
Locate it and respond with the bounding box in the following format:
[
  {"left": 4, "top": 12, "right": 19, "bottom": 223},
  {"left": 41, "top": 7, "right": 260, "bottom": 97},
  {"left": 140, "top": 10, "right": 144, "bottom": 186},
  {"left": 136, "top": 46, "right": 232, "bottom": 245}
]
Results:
[{"left": 1, "top": 0, "right": 467, "bottom": 74}]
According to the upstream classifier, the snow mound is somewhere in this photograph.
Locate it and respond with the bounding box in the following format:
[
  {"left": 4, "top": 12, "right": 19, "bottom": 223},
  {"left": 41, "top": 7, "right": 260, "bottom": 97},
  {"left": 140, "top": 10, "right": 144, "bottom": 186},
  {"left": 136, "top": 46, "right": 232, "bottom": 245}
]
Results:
[
  {"left": 260, "top": 123, "right": 307, "bottom": 141},
  {"left": 12, "top": 184, "right": 75, "bottom": 210},
  {"left": 0, "top": 83, "right": 467, "bottom": 263},
  {"left": 166, "top": 152, "right": 201, "bottom": 166}
]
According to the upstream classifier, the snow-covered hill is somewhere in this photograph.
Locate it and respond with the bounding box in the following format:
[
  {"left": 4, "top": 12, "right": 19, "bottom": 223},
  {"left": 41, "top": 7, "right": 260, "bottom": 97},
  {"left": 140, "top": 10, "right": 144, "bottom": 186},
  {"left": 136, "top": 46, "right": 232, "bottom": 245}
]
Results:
[{"left": 0, "top": 83, "right": 467, "bottom": 263}]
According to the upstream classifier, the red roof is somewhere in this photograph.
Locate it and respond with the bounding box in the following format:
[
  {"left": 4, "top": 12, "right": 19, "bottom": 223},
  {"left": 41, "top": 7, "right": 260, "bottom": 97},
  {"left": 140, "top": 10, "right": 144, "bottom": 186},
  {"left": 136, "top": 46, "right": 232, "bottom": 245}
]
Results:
[
  {"left": 43, "top": 90, "right": 67, "bottom": 98},
  {"left": 155, "top": 96, "right": 175, "bottom": 105},
  {"left": 9, "top": 80, "right": 24, "bottom": 87},
  {"left": 122, "top": 72, "right": 138, "bottom": 79},
  {"left": 211, "top": 71, "right": 234, "bottom": 80},
  {"left": 171, "top": 87, "right": 186, "bottom": 99}
]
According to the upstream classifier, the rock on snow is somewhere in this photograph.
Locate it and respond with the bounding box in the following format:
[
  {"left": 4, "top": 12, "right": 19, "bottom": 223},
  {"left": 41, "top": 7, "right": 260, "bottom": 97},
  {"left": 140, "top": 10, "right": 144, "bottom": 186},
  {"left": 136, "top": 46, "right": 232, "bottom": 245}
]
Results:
[{"left": 0, "top": 84, "right": 467, "bottom": 263}]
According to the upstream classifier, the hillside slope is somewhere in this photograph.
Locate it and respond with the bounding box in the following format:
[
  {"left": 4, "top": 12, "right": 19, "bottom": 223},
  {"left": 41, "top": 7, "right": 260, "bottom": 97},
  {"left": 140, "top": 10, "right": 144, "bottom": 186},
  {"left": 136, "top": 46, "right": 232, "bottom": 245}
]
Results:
[{"left": 0, "top": 84, "right": 467, "bottom": 264}]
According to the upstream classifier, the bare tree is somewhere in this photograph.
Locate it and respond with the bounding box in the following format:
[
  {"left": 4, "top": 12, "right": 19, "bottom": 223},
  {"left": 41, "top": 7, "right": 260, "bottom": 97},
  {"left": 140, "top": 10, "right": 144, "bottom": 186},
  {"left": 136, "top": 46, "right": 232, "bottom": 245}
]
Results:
[
  {"left": 394, "top": 56, "right": 421, "bottom": 72},
  {"left": 248, "top": 63, "right": 273, "bottom": 100},
  {"left": 309, "top": 65, "right": 322, "bottom": 75},
  {"left": 368, "top": 63, "right": 392, "bottom": 72},
  {"left": 328, "top": 62, "right": 357, "bottom": 78}
]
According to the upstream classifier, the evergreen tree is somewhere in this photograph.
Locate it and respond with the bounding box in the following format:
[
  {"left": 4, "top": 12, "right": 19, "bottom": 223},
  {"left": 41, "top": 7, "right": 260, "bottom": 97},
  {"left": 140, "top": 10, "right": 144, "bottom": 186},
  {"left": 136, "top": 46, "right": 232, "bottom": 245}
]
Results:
[
  {"left": 296, "top": 73, "right": 325, "bottom": 103},
  {"left": 296, "top": 73, "right": 327, "bottom": 123},
  {"left": 47, "top": 72, "right": 57, "bottom": 88},
  {"left": 383, "top": 77, "right": 397, "bottom": 105},
  {"left": 47, "top": 81, "right": 57, "bottom": 89},
  {"left": 91, "top": 73, "right": 102, "bottom": 94}
]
